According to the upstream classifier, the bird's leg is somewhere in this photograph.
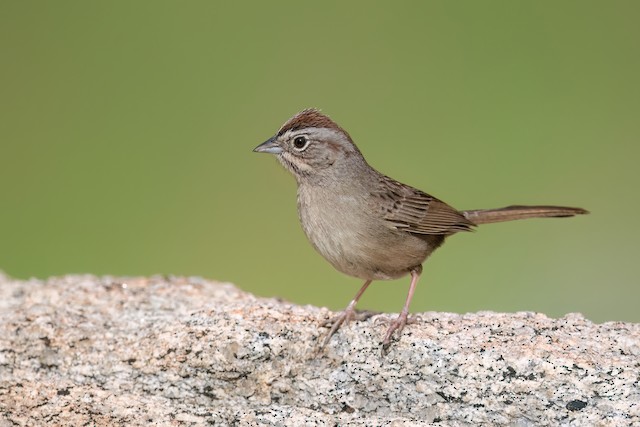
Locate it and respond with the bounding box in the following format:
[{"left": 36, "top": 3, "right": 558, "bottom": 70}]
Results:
[
  {"left": 322, "top": 280, "right": 373, "bottom": 346},
  {"left": 382, "top": 269, "right": 420, "bottom": 348}
]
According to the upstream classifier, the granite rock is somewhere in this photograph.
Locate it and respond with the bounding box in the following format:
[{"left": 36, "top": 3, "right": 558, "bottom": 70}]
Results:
[{"left": 0, "top": 273, "right": 638, "bottom": 426}]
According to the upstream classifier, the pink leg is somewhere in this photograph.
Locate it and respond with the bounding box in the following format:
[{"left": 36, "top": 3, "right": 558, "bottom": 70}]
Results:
[
  {"left": 323, "top": 280, "right": 372, "bottom": 346},
  {"left": 382, "top": 269, "right": 420, "bottom": 347}
]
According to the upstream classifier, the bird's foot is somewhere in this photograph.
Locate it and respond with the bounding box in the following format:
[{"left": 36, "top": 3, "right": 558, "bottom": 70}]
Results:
[
  {"left": 321, "top": 309, "right": 377, "bottom": 346},
  {"left": 379, "top": 312, "right": 421, "bottom": 350}
]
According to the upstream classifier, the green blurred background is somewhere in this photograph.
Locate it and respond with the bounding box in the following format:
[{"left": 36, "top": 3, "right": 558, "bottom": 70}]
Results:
[{"left": 1, "top": 2, "right": 638, "bottom": 323}]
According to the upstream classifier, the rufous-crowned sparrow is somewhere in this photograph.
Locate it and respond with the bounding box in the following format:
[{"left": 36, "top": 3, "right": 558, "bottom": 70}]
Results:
[{"left": 254, "top": 109, "right": 587, "bottom": 348}]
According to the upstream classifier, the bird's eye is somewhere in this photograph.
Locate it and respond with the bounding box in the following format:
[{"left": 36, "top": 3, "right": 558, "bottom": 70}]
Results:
[{"left": 293, "top": 136, "right": 309, "bottom": 150}]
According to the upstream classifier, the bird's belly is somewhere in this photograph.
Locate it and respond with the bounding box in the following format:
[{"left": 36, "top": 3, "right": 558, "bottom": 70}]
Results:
[{"left": 297, "top": 192, "right": 433, "bottom": 280}]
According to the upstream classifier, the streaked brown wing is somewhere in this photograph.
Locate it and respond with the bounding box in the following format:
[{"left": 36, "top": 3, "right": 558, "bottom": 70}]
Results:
[{"left": 376, "top": 176, "right": 475, "bottom": 235}]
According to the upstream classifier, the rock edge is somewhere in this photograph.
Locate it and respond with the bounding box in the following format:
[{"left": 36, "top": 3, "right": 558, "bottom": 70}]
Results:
[{"left": 0, "top": 274, "right": 638, "bottom": 426}]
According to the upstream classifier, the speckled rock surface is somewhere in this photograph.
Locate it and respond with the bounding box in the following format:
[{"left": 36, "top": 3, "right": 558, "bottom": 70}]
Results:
[{"left": 0, "top": 273, "right": 638, "bottom": 426}]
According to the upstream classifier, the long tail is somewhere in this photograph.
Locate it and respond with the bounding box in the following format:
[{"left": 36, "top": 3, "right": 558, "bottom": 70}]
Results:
[{"left": 461, "top": 205, "right": 589, "bottom": 225}]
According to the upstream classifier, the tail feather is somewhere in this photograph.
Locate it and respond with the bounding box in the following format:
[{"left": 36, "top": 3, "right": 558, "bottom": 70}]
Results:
[{"left": 462, "top": 205, "right": 589, "bottom": 225}]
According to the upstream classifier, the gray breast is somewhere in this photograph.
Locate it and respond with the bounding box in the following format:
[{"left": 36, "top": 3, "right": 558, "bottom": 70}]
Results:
[{"left": 296, "top": 185, "right": 435, "bottom": 280}]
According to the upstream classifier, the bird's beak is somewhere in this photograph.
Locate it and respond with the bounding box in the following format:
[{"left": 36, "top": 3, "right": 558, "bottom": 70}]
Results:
[{"left": 253, "top": 136, "right": 283, "bottom": 154}]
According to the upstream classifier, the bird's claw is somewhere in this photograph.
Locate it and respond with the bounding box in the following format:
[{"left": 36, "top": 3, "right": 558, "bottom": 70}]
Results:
[
  {"left": 380, "top": 313, "right": 421, "bottom": 350},
  {"left": 321, "top": 309, "right": 377, "bottom": 346}
]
